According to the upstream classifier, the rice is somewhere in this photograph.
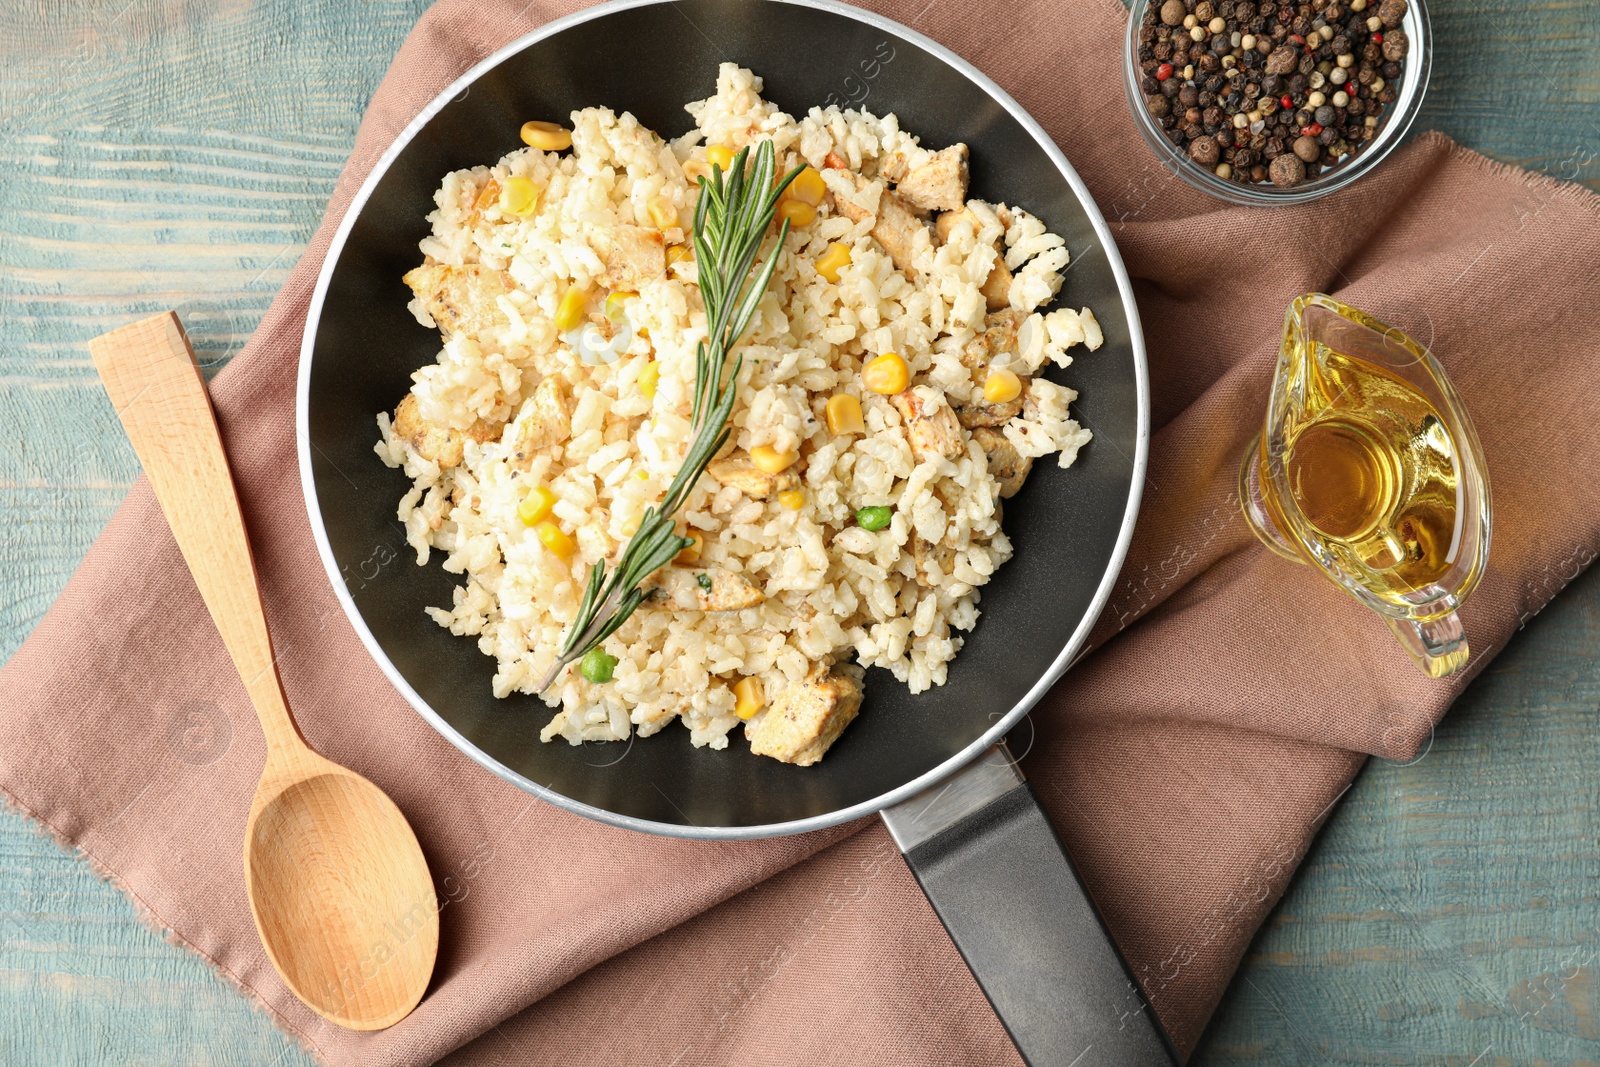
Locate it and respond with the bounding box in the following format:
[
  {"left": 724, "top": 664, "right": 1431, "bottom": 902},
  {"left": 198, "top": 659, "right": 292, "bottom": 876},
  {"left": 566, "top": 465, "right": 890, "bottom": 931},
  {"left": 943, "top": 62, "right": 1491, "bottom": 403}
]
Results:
[{"left": 375, "top": 63, "right": 1102, "bottom": 763}]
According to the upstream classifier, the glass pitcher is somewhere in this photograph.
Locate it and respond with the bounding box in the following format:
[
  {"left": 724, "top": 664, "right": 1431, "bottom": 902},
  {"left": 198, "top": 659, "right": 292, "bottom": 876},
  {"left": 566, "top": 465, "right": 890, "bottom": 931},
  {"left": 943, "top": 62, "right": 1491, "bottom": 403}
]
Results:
[{"left": 1239, "top": 294, "right": 1492, "bottom": 678}]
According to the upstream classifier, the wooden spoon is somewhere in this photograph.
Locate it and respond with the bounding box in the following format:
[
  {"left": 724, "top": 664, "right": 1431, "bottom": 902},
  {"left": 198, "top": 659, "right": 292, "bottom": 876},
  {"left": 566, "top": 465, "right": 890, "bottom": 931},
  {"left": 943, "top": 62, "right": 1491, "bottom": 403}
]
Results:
[{"left": 90, "top": 312, "right": 438, "bottom": 1031}]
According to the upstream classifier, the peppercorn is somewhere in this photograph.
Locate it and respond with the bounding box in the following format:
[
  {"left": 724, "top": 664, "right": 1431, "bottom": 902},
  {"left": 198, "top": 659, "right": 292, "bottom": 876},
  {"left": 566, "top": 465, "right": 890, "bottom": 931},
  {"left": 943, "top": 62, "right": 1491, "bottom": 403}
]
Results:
[
  {"left": 1189, "top": 135, "right": 1221, "bottom": 164},
  {"left": 1146, "top": 94, "right": 1172, "bottom": 119},
  {"left": 1293, "top": 134, "right": 1321, "bottom": 161},
  {"left": 1377, "top": 0, "right": 1405, "bottom": 27},
  {"left": 1179, "top": 84, "right": 1201, "bottom": 105},
  {"left": 1251, "top": 163, "right": 1269, "bottom": 182},
  {"left": 1382, "top": 29, "right": 1408, "bottom": 59},
  {"left": 1269, "top": 152, "right": 1306, "bottom": 186},
  {"left": 1314, "top": 104, "right": 1335, "bottom": 125},
  {"left": 1318, "top": 125, "right": 1340, "bottom": 145},
  {"left": 1161, "top": 0, "right": 1188, "bottom": 24},
  {"left": 1196, "top": 0, "right": 1216, "bottom": 17}
]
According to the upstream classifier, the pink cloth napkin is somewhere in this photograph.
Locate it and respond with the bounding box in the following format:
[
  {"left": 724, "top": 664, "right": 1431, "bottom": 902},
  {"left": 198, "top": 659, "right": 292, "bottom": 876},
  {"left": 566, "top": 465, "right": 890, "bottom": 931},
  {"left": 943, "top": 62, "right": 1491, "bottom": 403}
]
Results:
[{"left": 3, "top": 0, "right": 1599, "bottom": 1063}]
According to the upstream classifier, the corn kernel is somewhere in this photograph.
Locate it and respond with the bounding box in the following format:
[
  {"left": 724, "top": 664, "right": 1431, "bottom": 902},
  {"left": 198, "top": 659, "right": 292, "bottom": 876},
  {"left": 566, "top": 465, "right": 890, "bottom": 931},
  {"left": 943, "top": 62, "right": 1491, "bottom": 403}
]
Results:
[
  {"left": 638, "top": 359, "right": 660, "bottom": 399},
  {"left": 620, "top": 514, "right": 642, "bottom": 537},
  {"left": 706, "top": 143, "right": 735, "bottom": 172},
  {"left": 666, "top": 244, "right": 692, "bottom": 267},
  {"left": 498, "top": 176, "right": 540, "bottom": 216},
  {"left": 733, "top": 676, "right": 765, "bottom": 720},
  {"left": 553, "top": 286, "right": 586, "bottom": 332},
  {"left": 520, "top": 120, "right": 572, "bottom": 151},
  {"left": 862, "top": 352, "right": 910, "bottom": 395},
  {"left": 517, "top": 486, "right": 555, "bottom": 527},
  {"left": 645, "top": 195, "right": 677, "bottom": 230},
  {"left": 777, "top": 199, "right": 816, "bottom": 228},
  {"left": 675, "top": 531, "right": 704, "bottom": 565},
  {"left": 777, "top": 489, "right": 805, "bottom": 511},
  {"left": 983, "top": 368, "right": 1023, "bottom": 404},
  {"left": 534, "top": 520, "right": 575, "bottom": 559},
  {"left": 787, "top": 167, "right": 827, "bottom": 206},
  {"left": 825, "top": 393, "right": 865, "bottom": 435},
  {"left": 816, "top": 242, "right": 852, "bottom": 283},
  {"left": 605, "top": 291, "right": 635, "bottom": 320},
  {"left": 750, "top": 444, "right": 798, "bottom": 473}
]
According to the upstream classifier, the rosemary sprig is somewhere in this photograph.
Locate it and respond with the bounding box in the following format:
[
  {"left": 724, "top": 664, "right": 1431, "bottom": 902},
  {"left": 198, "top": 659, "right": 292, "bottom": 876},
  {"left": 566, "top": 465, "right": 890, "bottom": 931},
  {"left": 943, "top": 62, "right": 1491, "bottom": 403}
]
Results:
[{"left": 537, "top": 141, "right": 806, "bottom": 692}]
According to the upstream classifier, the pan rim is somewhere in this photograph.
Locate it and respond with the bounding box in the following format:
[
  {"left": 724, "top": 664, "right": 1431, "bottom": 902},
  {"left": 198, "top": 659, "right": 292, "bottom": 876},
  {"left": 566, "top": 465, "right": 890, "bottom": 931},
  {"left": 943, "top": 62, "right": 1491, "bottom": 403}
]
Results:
[{"left": 295, "top": 0, "right": 1149, "bottom": 840}]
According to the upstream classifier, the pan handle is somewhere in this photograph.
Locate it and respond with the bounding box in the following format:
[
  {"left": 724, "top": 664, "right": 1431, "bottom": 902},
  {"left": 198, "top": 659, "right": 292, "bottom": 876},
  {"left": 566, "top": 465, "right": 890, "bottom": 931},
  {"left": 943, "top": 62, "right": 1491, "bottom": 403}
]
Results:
[{"left": 880, "top": 744, "right": 1178, "bottom": 1067}]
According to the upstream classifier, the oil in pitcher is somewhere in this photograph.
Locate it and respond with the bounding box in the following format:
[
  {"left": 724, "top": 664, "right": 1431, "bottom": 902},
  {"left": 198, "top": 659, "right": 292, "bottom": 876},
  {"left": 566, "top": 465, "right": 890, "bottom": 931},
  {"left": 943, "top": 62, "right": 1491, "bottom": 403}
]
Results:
[{"left": 1241, "top": 294, "right": 1491, "bottom": 678}]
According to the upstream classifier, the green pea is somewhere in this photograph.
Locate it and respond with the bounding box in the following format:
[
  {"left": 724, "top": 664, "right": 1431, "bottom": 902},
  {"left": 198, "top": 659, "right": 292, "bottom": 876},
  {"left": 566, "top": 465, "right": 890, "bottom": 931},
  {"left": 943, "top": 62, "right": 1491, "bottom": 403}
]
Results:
[
  {"left": 579, "top": 647, "right": 618, "bottom": 684},
  {"left": 855, "top": 505, "right": 893, "bottom": 531}
]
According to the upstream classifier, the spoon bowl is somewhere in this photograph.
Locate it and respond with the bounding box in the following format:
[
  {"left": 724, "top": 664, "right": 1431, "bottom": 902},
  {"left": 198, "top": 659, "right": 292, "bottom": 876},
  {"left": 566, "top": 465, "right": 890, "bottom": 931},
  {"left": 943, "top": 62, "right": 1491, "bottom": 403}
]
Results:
[
  {"left": 246, "top": 763, "right": 438, "bottom": 1030},
  {"left": 90, "top": 311, "right": 439, "bottom": 1030}
]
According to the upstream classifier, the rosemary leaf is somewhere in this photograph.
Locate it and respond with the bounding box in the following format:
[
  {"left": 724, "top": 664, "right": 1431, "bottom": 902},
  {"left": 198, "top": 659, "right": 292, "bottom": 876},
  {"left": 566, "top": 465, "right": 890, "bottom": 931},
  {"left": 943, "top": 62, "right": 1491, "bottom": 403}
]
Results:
[{"left": 537, "top": 141, "right": 806, "bottom": 693}]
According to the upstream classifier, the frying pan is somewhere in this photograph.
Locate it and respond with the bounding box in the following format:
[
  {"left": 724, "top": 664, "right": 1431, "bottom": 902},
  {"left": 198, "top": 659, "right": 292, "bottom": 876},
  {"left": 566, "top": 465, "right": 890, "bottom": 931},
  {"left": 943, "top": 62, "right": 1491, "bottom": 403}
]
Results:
[{"left": 297, "top": 1, "right": 1173, "bottom": 1062}]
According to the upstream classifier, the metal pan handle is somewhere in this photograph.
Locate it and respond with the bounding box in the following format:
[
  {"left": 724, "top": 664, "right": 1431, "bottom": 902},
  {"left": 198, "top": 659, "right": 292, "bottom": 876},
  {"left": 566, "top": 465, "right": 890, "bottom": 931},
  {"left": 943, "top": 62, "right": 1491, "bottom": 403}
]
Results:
[{"left": 881, "top": 745, "right": 1178, "bottom": 1067}]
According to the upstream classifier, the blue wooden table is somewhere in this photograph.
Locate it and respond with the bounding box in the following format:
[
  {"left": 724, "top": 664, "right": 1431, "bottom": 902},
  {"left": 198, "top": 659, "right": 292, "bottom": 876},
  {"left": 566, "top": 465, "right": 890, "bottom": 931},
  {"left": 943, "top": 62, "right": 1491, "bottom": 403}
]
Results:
[{"left": 2, "top": 1, "right": 1597, "bottom": 1062}]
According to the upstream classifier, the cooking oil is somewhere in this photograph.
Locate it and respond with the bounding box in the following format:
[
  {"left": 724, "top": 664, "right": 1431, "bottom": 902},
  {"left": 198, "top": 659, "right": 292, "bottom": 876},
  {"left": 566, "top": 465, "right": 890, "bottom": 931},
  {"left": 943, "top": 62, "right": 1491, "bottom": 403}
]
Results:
[
  {"left": 1240, "top": 293, "right": 1490, "bottom": 679},
  {"left": 1259, "top": 346, "right": 1462, "bottom": 605}
]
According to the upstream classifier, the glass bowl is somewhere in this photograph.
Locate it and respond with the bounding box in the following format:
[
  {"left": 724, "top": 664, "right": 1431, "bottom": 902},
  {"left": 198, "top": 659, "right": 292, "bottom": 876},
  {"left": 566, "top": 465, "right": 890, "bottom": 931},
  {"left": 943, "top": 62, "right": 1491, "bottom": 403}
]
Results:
[{"left": 1122, "top": 0, "right": 1432, "bottom": 205}]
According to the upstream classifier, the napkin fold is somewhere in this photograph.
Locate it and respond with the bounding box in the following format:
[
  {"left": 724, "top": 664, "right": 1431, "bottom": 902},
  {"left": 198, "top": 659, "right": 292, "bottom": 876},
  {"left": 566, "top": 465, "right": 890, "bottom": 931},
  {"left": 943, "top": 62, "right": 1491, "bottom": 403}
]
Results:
[{"left": 3, "top": 0, "right": 1599, "bottom": 1063}]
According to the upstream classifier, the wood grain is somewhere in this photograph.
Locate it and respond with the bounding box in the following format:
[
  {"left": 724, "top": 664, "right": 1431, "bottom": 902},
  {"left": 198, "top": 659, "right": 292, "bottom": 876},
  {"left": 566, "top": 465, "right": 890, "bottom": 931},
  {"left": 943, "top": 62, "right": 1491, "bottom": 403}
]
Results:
[
  {"left": 0, "top": 0, "right": 1596, "bottom": 1062},
  {"left": 88, "top": 312, "right": 438, "bottom": 1031}
]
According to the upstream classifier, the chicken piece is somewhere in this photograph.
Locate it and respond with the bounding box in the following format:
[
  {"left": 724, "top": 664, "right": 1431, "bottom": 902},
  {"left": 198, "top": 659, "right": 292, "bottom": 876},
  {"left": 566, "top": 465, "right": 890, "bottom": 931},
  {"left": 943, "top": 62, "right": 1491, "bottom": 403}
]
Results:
[
  {"left": 594, "top": 224, "right": 666, "bottom": 290},
  {"left": 936, "top": 206, "right": 1014, "bottom": 311},
  {"left": 830, "top": 174, "right": 931, "bottom": 279},
  {"left": 823, "top": 151, "right": 848, "bottom": 170},
  {"left": 891, "top": 387, "right": 965, "bottom": 462},
  {"left": 909, "top": 535, "right": 960, "bottom": 587},
  {"left": 505, "top": 376, "right": 571, "bottom": 466},
  {"left": 879, "top": 150, "right": 911, "bottom": 184},
  {"left": 402, "top": 263, "right": 513, "bottom": 339},
  {"left": 972, "top": 427, "right": 1032, "bottom": 499},
  {"left": 746, "top": 664, "right": 865, "bottom": 767},
  {"left": 953, "top": 386, "right": 1026, "bottom": 430},
  {"left": 392, "top": 392, "right": 497, "bottom": 469},
  {"left": 649, "top": 567, "right": 766, "bottom": 612},
  {"left": 706, "top": 453, "right": 799, "bottom": 500},
  {"left": 893, "top": 144, "right": 969, "bottom": 214},
  {"left": 960, "top": 309, "right": 1026, "bottom": 370}
]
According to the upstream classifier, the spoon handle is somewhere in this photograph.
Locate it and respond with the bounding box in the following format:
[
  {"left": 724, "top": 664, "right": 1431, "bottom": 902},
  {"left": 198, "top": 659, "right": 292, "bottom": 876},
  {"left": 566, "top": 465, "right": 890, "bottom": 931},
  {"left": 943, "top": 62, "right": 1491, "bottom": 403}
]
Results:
[{"left": 90, "top": 312, "right": 303, "bottom": 759}]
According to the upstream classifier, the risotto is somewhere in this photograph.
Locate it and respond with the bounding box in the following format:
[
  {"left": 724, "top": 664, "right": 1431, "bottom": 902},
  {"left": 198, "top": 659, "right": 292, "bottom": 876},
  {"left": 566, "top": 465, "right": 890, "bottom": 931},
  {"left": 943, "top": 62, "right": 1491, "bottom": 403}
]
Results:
[{"left": 375, "top": 64, "right": 1104, "bottom": 766}]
